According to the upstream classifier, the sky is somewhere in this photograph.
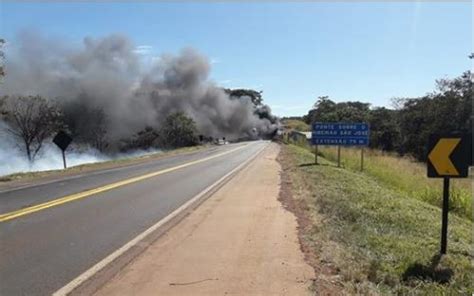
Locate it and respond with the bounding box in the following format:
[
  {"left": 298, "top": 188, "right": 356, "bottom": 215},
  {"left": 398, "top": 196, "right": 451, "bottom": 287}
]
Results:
[{"left": 0, "top": 1, "right": 471, "bottom": 117}]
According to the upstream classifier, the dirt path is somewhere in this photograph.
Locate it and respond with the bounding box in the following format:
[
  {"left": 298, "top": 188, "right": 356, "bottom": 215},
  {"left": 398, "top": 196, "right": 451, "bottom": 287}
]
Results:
[{"left": 94, "top": 143, "right": 314, "bottom": 296}]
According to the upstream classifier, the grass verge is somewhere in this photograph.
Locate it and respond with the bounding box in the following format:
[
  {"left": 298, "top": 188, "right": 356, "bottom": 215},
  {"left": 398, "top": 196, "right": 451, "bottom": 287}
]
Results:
[
  {"left": 279, "top": 143, "right": 473, "bottom": 295},
  {"left": 318, "top": 146, "right": 472, "bottom": 221}
]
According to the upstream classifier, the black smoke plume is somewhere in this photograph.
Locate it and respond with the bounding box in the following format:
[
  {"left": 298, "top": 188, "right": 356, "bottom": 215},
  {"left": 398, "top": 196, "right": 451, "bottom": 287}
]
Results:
[{"left": 1, "top": 31, "right": 278, "bottom": 147}]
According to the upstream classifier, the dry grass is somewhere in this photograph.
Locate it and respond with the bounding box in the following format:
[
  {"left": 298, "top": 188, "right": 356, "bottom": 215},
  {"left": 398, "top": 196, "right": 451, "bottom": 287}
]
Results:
[{"left": 318, "top": 146, "right": 473, "bottom": 220}]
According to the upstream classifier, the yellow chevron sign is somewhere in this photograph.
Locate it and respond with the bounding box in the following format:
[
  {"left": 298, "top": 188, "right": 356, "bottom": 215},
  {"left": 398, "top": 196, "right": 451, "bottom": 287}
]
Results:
[
  {"left": 427, "top": 134, "right": 471, "bottom": 178},
  {"left": 428, "top": 138, "right": 461, "bottom": 176}
]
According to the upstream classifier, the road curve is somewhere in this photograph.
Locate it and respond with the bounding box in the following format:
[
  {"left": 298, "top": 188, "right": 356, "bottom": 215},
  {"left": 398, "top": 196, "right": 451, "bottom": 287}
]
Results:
[{"left": 0, "top": 141, "right": 268, "bottom": 296}]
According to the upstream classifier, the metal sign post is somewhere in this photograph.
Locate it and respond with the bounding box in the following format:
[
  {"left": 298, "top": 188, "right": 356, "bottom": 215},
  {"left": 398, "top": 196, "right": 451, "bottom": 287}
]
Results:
[
  {"left": 361, "top": 148, "right": 364, "bottom": 171},
  {"left": 337, "top": 146, "right": 341, "bottom": 167},
  {"left": 427, "top": 133, "right": 472, "bottom": 255},
  {"left": 314, "top": 145, "right": 318, "bottom": 164},
  {"left": 53, "top": 131, "right": 73, "bottom": 169},
  {"left": 61, "top": 150, "right": 67, "bottom": 169},
  {"left": 440, "top": 177, "right": 450, "bottom": 254}
]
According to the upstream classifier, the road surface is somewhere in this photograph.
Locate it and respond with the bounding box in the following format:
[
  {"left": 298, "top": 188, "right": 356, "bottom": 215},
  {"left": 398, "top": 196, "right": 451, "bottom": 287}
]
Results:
[
  {"left": 95, "top": 143, "right": 314, "bottom": 296},
  {"left": 0, "top": 141, "right": 268, "bottom": 296}
]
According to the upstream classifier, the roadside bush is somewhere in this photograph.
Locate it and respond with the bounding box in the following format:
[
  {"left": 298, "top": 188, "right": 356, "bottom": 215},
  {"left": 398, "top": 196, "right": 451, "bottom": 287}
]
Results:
[
  {"left": 159, "top": 112, "right": 198, "bottom": 148},
  {"left": 120, "top": 126, "right": 160, "bottom": 151}
]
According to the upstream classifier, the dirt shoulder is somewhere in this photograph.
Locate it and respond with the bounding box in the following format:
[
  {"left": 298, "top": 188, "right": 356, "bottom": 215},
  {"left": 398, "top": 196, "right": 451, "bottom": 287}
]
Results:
[
  {"left": 94, "top": 143, "right": 315, "bottom": 296},
  {"left": 278, "top": 144, "right": 345, "bottom": 295}
]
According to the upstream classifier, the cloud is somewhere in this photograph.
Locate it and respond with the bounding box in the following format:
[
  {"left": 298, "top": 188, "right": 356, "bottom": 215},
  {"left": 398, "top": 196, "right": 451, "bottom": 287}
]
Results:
[
  {"left": 218, "top": 79, "right": 232, "bottom": 85},
  {"left": 133, "top": 45, "right": 153, "bottom": 55}
]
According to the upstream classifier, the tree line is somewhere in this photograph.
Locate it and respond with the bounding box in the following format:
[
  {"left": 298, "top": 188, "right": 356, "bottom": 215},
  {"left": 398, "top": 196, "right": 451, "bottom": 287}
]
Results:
[
  {"left": 301, "top": 70, "right": 472, "bottom": 161},
  {"left": 0, "top": 88, "right": 272, "bottom": 163},
  {"left": 0, "top": 94, "right": 201, "bottom": 162}
]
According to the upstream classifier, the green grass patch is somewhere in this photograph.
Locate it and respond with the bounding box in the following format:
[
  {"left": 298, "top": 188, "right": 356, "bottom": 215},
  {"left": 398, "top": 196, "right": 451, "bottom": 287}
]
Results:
[
  {"left": 282, "top": 144, "right": 473, "bottom": 295},
  {"left": 314, "top": 146, "right": 472, "bottom": 221}
]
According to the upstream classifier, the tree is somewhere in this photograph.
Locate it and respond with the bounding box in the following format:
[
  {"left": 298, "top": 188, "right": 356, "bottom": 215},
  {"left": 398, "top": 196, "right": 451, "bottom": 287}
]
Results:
[
  {"left": 300, "top": 71, "right": 470, "bottom": 160},
  {"left": 224, "top": 88, "right": 277, "bottom": 124},
  {"left": 61, "top": 100, "right": 108, "bottom": 152},
  {"left": 304, "top": 96, "right": 370, "bottom": 124},
  {"left": 334, "top": 101, "right": 370, "bottom": 122},
  {"left": 159, "top": 112, "right": 198, "bottom": 148},
  {"left": 120, "top": 126, "right": 159, "bottom": 151},
  {"left": 395, "top": 71, "right": 472, "bottom": 160},
  {"left": 224, "top": 88, "right": 263, "bottom": 106},
  {"left": 1, "top": 95, "right": 63, "bottom": 162},
  {"left": 368, "top": 107, "right": 400, "bottom": 151},
  {"left": 304, "top": 96, "right": 337, "bottom": 123}
]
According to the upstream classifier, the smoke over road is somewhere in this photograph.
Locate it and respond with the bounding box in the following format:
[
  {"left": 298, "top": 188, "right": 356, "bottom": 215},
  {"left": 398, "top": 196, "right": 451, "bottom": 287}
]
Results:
[{"left": 1, "top": 31, "right": 277, "bottom": 141}]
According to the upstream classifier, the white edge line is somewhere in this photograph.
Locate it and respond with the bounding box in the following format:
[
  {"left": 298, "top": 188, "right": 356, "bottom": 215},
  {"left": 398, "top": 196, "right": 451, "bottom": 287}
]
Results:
[{"left": 53, "top": 141, "right": 268, "bottom": 296}]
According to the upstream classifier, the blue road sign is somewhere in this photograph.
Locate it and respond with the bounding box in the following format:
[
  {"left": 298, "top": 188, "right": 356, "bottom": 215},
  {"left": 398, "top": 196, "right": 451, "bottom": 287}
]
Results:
[{"left": 312, "top": 122, "right": 369, "bottom": 146}]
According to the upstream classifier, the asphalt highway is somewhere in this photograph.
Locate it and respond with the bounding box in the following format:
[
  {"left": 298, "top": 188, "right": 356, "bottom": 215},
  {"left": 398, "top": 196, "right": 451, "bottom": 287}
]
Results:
[{"left": 0, "top": 141, "right": 268, "bottom": 295}]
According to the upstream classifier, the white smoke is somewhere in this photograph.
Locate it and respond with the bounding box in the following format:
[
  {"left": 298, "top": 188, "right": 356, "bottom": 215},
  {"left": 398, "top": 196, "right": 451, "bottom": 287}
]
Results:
[
  {"left": 0, "top": 137, "right": 161, "bottom": 177},
  {"left": 0, "top": 122, "right": 161, "bottom": 176}
]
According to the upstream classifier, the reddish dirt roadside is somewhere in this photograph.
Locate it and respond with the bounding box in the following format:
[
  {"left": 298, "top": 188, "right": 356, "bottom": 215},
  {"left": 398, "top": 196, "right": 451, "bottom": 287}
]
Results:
[{"left": 94, "top": 143, "right": 315, "bottom": 296}]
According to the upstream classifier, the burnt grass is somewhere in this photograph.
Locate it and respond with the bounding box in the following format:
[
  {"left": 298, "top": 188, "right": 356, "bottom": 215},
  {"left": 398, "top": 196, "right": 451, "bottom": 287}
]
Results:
[{"left": 277, "top": 143, "right": 473, "bottom": 295}]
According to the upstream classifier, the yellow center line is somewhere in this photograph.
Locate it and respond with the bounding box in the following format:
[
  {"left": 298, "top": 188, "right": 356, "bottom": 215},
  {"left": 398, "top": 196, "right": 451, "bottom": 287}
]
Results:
[{"left": 0, "top": 144, "right": 249, "bottom": 223}]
